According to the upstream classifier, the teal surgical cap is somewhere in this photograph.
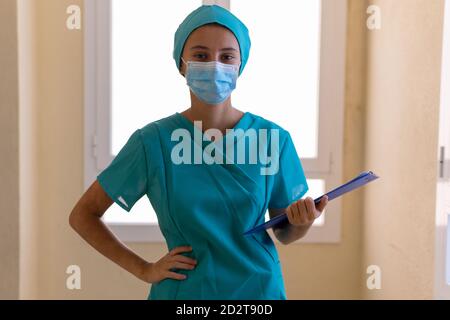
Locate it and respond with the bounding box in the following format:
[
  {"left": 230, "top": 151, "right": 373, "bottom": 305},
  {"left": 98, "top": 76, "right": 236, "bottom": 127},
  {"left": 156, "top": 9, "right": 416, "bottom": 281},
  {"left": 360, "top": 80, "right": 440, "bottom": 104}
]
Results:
[{"left": 173, "top": 4, "right": 251, "bottom": 76}]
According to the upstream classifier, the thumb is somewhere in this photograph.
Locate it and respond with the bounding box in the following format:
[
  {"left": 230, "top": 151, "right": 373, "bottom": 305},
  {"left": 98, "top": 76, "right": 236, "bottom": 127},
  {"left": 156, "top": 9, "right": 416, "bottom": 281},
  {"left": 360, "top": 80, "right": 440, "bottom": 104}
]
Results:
[{"left": 315, "top": 195, "right": 328, "bottom": 212}]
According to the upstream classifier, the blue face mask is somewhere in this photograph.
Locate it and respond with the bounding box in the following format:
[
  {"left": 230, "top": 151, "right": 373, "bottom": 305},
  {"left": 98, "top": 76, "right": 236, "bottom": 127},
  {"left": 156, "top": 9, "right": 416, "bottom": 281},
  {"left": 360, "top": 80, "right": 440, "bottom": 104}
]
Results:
[{"left": 182, "top": 57, "right": 239, "bottom": 105}]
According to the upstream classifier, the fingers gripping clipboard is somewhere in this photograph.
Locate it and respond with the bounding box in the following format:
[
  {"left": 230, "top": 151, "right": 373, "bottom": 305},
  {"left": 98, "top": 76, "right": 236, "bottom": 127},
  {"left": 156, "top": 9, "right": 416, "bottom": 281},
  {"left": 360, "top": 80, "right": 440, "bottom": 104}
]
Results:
[{"left": 243, "top": 171, "right": 379, "bottom": 236}]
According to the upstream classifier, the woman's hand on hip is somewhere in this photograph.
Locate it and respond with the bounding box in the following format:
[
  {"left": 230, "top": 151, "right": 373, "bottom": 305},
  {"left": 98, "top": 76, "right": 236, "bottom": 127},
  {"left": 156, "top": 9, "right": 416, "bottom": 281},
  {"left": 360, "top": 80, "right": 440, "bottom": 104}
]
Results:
[
  {"left": 138, "top": 246, "right": 197, "bottom": 284},
  {"left": 286, "top": 196, "right": 328, "bottom": 227}
]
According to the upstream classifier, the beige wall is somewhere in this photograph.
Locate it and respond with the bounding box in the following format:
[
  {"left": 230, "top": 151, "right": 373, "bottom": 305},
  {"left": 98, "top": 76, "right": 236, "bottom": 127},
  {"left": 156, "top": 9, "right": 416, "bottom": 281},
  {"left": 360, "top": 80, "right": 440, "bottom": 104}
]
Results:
[
  {"left": 0, "top": 0, "right": 20, "bottom": 300},
  {"left": 3, "top": 0, "right": 444, "bottom": 299},
  {"left": 18, "top": 0, "right": 39, "bottom": 299},
  {"left": 362, "top": 0, "right": 444, "bottom": 299}
]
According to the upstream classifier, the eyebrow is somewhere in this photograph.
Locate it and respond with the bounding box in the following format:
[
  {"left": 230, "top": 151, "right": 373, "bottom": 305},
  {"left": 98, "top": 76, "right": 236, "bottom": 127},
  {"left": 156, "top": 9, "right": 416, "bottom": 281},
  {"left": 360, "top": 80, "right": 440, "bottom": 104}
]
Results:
[{"left": 190, "top": 45, "right": 238, "bottom": 52}]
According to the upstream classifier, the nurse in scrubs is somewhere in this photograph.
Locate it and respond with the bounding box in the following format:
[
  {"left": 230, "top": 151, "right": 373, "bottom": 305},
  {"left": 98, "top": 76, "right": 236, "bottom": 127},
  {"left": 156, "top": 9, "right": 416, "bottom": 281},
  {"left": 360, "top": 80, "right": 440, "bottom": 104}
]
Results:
[{"left": 69, "top": 4, "right": 328, "bottom": 300}]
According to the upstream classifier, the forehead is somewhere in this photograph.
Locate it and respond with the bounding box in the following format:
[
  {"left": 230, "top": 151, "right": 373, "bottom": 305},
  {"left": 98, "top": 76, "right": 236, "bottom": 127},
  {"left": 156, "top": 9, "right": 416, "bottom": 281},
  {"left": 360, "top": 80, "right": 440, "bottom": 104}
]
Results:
[{"left": 184, "top": 24, "right": 240, "bottom": 50}]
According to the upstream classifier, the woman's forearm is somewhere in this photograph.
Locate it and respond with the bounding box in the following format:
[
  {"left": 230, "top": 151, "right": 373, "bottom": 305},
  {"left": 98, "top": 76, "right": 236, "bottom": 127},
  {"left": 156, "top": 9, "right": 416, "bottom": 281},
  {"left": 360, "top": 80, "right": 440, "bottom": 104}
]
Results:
[
  {"left": 273, "top": 221, "right": 313, "bottom": 245},
  {"left": 69, "top": 209, "right": 150, "bottom": 281}
]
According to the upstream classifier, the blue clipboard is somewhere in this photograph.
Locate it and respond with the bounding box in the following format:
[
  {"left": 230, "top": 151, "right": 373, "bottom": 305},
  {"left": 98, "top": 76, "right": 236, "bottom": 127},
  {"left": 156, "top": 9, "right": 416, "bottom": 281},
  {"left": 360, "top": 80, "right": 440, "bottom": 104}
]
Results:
[{"left": 243, "top": 170, "right": 379, "bottom": 236}]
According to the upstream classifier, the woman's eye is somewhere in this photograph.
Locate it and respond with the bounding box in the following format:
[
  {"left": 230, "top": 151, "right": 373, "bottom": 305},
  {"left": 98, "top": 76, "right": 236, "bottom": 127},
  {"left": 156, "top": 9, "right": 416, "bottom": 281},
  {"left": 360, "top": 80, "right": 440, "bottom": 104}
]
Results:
[
  {"left": 222, "top": 55, "right": 234, "bottom": 61},
  {"left": 194, "top": 53, "right": 207, "bottom": 59}
]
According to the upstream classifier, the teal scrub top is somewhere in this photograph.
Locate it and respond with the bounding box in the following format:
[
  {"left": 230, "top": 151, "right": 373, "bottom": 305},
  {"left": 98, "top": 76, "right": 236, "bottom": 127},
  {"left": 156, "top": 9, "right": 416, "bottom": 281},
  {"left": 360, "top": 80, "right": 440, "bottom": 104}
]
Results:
[{"left": 97, "top": 111, "right": 309, "bottom": 300}]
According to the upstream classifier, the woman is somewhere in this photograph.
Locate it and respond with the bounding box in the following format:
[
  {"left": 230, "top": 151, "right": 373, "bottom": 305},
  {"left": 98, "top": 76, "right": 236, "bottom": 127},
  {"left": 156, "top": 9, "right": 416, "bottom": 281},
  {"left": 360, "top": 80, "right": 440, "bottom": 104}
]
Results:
[{"left": 69, "top": 4, "right": 328, "bottom": 300}]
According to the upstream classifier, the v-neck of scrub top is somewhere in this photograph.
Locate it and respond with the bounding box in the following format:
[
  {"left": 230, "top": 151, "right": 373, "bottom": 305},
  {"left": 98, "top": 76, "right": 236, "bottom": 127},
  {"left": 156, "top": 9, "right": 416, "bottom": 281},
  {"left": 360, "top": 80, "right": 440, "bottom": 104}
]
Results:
[{"left": 174, "top": 111, "right": 253, "bottom": 151}]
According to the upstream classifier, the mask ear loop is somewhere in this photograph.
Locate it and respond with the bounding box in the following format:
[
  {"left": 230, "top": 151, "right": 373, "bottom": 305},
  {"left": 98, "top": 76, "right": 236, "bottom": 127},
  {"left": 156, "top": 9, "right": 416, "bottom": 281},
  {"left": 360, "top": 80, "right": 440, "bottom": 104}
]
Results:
[{"left": 180, "top": 57, "right": 188, "bottom": 76}]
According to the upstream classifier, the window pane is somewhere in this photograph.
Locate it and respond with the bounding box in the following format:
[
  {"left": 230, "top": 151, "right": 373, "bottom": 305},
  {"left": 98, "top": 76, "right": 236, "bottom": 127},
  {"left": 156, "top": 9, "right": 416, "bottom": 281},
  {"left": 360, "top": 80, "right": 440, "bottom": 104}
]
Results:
[
  {"left": 231, "top": 0, "right": 321, "bottom": 159},
  {"left": 107, "top": 0, "right": 201, "bottom": 224},
  {"left": 111, "top": 0, "right": 202, "bottom": 155},
  {"left": 105, "top": 197, "right": 157, "bottom": 224}
]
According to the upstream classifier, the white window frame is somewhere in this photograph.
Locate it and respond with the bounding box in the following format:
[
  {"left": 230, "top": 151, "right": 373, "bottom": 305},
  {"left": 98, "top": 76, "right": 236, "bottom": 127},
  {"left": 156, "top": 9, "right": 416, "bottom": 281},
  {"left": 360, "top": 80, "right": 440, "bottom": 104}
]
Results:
[{"left": 84, "top": 0, "right": 347, "bottom": 243}]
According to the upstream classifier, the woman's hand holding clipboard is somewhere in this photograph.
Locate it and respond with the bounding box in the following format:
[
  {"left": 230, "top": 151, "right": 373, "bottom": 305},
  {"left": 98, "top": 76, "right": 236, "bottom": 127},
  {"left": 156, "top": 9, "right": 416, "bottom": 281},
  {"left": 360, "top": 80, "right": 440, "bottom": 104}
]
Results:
[{"left": 243, "top": 171, "right": 379, "bottom": 235}]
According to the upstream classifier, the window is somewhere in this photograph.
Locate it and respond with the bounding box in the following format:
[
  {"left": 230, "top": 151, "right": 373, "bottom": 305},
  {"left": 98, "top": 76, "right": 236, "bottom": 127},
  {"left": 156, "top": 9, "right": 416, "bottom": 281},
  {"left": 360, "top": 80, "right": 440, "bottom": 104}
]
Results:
[{"left": 85, "top": 0, "right": 347, "bottom": 243}]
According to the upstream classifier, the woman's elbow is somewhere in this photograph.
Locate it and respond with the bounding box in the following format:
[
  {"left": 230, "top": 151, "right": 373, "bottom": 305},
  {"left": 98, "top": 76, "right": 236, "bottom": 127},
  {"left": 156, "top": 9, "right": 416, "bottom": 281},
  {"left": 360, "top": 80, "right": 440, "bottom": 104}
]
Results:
[
  {"left": 69, "top": 203, "right": 91, "bottom": 233},
  {"left": 277, "top": 237, "right": 295, "bottom": 246},
  {"left": 69, "top": 181, "right": 111, "bottom": 232},
  {"left": 69, "top": 208, "right": 82, "bottom": 232}
]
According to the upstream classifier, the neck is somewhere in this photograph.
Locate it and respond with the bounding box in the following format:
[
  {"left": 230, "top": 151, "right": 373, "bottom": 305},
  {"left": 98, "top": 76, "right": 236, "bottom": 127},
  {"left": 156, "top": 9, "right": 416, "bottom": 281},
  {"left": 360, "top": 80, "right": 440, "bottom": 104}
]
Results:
[{"left": 181, "top": 91, "right": 243, "bottom": 134}]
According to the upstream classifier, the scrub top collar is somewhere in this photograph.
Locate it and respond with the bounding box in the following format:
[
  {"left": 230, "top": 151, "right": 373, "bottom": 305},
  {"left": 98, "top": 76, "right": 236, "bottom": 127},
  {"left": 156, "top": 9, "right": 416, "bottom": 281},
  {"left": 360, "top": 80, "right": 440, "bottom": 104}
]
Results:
[{"left": 174, "top": 111, "right": 254, "bottom": 150}]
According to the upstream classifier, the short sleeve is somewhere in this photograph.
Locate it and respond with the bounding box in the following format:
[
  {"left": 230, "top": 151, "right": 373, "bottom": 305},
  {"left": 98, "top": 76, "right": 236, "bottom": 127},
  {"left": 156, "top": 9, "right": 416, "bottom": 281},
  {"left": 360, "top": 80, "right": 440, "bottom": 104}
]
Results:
[
  {"left": 97, "top": 129, "right": 148, "bottom": 212},
  {"left": 268, "top": 132, "right": 309, "bottom": 209}
]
